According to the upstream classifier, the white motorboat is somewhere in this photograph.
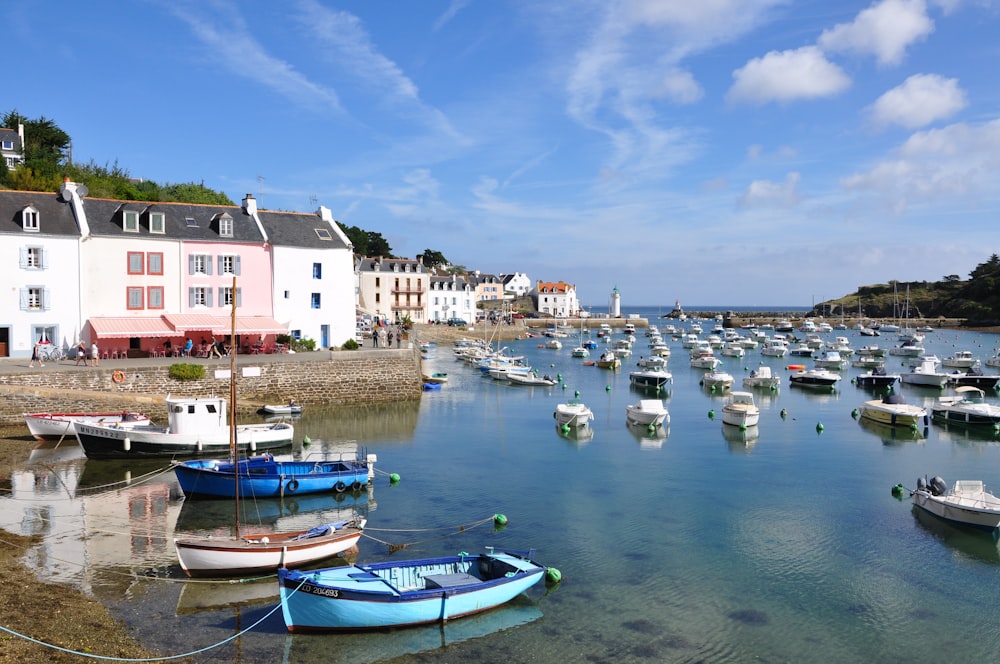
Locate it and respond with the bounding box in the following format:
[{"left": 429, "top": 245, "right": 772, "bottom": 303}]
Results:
[
  {"left": 760, "top": 338, "right": 788, "bottom": 358},
  {"left": 856, "top": 344, "right": 886, "bottom": 358},
  {"left": 889, "top": 342, "right": 925, "bottom": 357},
  {"left": 941, "top": 351, "right": 979, "bottom": 369},
  {"left": 571, "top": 346, "right": 590, "bottom": 358},
  {"left": 788, "top": 343, "right": 814, "bottom": 357},
  {"left": 901, "top": 354, "right": 940, "bottom": 368},
  {"left": 858, "top": 393, "right": 928, "bottom": 429},
  {"left": 554, "top": 401, "right": 594, "bottom": 428},
  {"left": 930, "top": 386, "right": 1000, "bottom": 426},
  {"left": 813, "top": 351, "right": 846, "bottom": 370},
  {"left": 742, "top": 366, "right": 780, "bottom": 390},
  {"left": 636, "top": 355, "right": 668, "bottom": 369},
  {"left": 721, "top": 391, "right": 759, "bottom": 428},
  {"left": 720, "top": 342, "right": 744, "bottom": 358},
  {"left": 788, "top": 369, "right": 842, "bottom": 388},
  {"left": 702, "top": 369, "right": 734, "bottom": 391},
  {"left": 544, "top": 338, "right": 562, "bottom": 350},
  {"left": 507, "top": 371, "right": 558, "bottom": 387},
  {"left": 900, "top": 360, "right": 950, "bottom": 388},
  {"left": 24, "top": 411, "right": 149, "bottom": 441},
  {"left": 689, "top": 350, "right": 721, "bottom": 369},
  {"left": 986, "top": 351, "right": 1000, "bottom": 369},
  {"left": 75, "top": 396, "right": 294, "bottom": 459},
  {"left": 626, "top": 399, "right": 670, "bottom": 428},
  {"left": 911, "top": 476, "right": 1000, "bottom": 531},
  {"left": 629, "top": 368, "right": 673, "bottom": 390}
]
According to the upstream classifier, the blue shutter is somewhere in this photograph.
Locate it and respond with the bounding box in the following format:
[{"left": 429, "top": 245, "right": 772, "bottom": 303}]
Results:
[
  {"left": 218, "top": 289, "right": 225, "bottom": 307},
  {"left": 19, "top": 288, "right": 28, "bottom": 310},
  {"left": 236, "top": 288, "right": 242, "bottom": 307},
  {"left": 40, "top": 248, "right": 47, "bottom": 269},
  {"left": 189, "top": 288, "right": 196, "bottom": 307},
  {"left": 206, "top": 258, "right": 213, "bottom": 276},
  {"left": 42, "top": 288, "right": 50, "bottom": 311},
  {"left": 235, "top": 256, "right": 241, "bottom": 275},
  {"left": 207, "top": 288, "right": 213, "bottom": 306},
  {"left": 217, "top": 256, "right": 223, "bottom": 275},
  {"left": 188, "top": 255, "right": 195, "bottom": 275}
]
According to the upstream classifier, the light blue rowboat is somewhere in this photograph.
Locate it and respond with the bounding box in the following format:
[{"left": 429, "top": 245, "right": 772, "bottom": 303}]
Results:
[
  {"left": 278, "top": 547, "right": 549, "bottom": 632},
  {"left": 173, "top": 452, "right": 376, "bottom": 499}
]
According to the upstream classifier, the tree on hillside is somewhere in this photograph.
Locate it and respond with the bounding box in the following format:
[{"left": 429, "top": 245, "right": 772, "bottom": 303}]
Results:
[
  {"left": 419, "top": 249, "right": 448, "bottom": 270},
  {"left": 2, "top": 111, "right": 70, "bottom": 180},
  {"left": 339, "top": 224, "right": 394, "bottom": 258}
]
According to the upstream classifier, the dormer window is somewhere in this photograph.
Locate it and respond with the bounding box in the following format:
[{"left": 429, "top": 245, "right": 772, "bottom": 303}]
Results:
[
  {"left": 1, "top": 140, "right": 12, "bottom": 150},
  {"left": 22, "top": 206, "right": 39, "bottom": 232},
  {"left": 218, "top": 213, "right": 233, "bottom": 237},
  {"left": 124, "top": 210, "right": 140, "bottom": 232},
  {"left": 149, "top": 211, "right": 165, "bottom": 234}
]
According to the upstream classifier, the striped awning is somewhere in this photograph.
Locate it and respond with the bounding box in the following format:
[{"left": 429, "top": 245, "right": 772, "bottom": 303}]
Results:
[
  {"left": 162, "top": 313, "right": 219, "bottom": 332},
  {"left": 88, "top": 317, "right": 175, "bottom": 339}
]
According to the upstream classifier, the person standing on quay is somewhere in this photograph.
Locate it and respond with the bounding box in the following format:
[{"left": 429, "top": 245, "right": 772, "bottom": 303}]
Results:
[
  {"left": 29, "top": 342, "right": 43, "bottom": 368},
  {"left": 75, "top": 341, "right": 89, "bottom": 366},
  {"left": 91, "top": 341, "right": 100, "bottom": 367}
]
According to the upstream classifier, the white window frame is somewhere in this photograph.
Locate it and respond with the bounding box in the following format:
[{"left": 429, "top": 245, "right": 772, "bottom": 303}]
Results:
[
  {"left": 218, "top": 214, "right": 233, "bottom": 237},
  {"left": 219, "top": 287, "right": 242, "bottom": 307},
  {"left": 20, "top": 246, "right": 45, "bottom": 269},
  {"left": 190, "top": 286, "right": 209, "bottom": 307},
  {"left": 218, "top": 254, "right": 240, "bottom": 276},
  {"left": 22, "top": 206, "right": 39, "bottom": 232},
  {"left": 191, "top": 254, "right": 211, "bottom": 275},
  {"left": 20, "top": 286, "right": 48, "bottom": 311},
  {"left": 123, "top": 210, "right": 140, "bottom": 232},
  {"left": 149, "top": 211, "right": 165, "bottom": 234}
]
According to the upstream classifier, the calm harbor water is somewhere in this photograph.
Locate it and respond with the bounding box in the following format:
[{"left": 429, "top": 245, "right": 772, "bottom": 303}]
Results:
[{"left": 6, "top": 314, "right": 1000, "bottom": 662}]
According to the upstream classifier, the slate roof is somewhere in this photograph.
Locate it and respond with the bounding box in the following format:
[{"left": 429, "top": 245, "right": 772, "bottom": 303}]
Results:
[
  {"left": 257, "top": 210, "right": 350, "bottom": 250},
  {"left": 81, "top": 198, "right": 266, "bottom": 242},
  {"left": 0, "top": 189, "right": 80, "bottom": 237}
]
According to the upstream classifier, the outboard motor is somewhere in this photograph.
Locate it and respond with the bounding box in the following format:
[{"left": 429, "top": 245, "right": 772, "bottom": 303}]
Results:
[
  {"left": 916, "top": 476, "right": 927, "bottom": 492},
  {"left": 930, "top": 476, "right": 948, "bottom": 496}
]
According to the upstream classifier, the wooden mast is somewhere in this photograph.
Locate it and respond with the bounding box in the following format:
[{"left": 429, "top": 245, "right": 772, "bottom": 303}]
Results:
[{"left": 229, "top": 275, "right": 239, "bottom": 536}]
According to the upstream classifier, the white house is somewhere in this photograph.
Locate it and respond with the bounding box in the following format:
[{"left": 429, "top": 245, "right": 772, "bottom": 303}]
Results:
[
  {"left": 428, "top": 274, "right": 476, "bottom": 323},
  {"left": 533, "top": 280, "right": 580, "bottom": 318},
  {"left": 261, "top": 203, "right": 357, "bottom": 348},
  {"left": 0, "top": 188, "right": 83, "bottom": 357},
  {"left": 500, "top": 272, "right": 532, "bottom": 299}
]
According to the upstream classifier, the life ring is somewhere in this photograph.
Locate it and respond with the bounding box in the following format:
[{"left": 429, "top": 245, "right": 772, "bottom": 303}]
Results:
[
  {"left": 351, "top": 481, "right": 363, "bottom": 491},
  {"left": 286, "top": 478, "right": 300, "bottom": 493},
  {"left": 334, "top": 481, "right": 347, "bottom": 493},
  {"left": 111, "top": 371, "right": 126, "bottom": 384}
]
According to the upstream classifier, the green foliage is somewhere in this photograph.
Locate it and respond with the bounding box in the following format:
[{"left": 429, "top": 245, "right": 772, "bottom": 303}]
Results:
[
  {"left": 341, "top": 338, "right": 360, "bottom": 350},
  {"left": 339, "top": 224, "right": 394, "bottom": 258},
  {"left": 292, "top": 337, "right": 316, "bottom": 352},
  {"left": 168, "top": 363, "right": 206, "bottom": 381},
  {"left": 419, "top": 249, "right": 448, "bottom": 269}
]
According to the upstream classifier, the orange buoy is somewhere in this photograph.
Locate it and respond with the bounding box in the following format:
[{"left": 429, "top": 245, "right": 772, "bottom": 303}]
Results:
[{"left": 786, "top": 364, "right": 805, "bottom": 371}]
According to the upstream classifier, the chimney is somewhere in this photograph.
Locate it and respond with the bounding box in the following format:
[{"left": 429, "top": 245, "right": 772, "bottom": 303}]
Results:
[{"left": 242, "top": 193, "right": 257, "bottom": 215}]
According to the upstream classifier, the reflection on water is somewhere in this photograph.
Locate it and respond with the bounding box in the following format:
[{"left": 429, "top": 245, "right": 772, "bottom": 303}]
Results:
[
  {"left": 553, "top": 424, "right": 594, "bottom": 444},
  {"left": 296, "top": 401, "right": 420, "bottom": 444},
  {"left": 627, "top": 422, "right": 669, "bottom": 449},
  {"left": 912, "top": 507, "right": 1000, "bottom": 564},
  {"left": 722, "top": 423, "right": 760, "bottom": 451},
  {"left": 280, "top": 593, "right": 544, "bottom": 664},
  {"left": 856, "top": 417, "right": 927, "bottom": 445},
  {"left": 932, "top": 419, "right": 1000, "bottom": 445}
]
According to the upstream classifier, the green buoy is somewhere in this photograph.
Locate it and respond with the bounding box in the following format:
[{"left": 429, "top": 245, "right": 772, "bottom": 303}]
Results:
[
  {"left": 545, "top": 567, "right": 562, "bottom": 584},
  {"left": 389, "top": 473, "right": 401, "bottom": 484}
]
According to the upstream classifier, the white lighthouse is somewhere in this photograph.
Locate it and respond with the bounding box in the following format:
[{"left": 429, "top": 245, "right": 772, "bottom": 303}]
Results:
[{"left": 611, "top": 286, "right": 621, "bottom": 318}]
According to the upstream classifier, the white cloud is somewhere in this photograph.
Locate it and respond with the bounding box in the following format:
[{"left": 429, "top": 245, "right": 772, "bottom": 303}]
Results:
[
  {"left": 727, "top": 47, "right": 851, "bottom": 104},
  {"left": 657, "top": 68, "right": 704, "bottom": 104},
  {"left": 842, "top": 119, "right": 1000, "bottom": 211},
  {"left": 818, "top": 0, "right": 934, "bottom": 66},
  {"left": 739, "top": 172, "right": 802, "bottom": 207},
  {"left": 869, "top": 74, "right": 968, "bottom": 128}
]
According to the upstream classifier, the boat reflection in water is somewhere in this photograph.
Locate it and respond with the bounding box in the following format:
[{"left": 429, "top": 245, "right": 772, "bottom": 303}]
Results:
[
  {"left": 856, "top": 416, "right": 926, "bottom": 445},
  {"left": 554, "top": 423, "right": 594, "bottom": 444},
  {"left": 932, "top": 419, "right": 1000, "bottom": 445},
  {"left": 722, "top": 423, "right": 760, "bottom": 452},
  {"left": 627, "top": 423, "right": 669, "bottom": 449},
  {"left": 280, "top": 593, "right": 544, "bottom": 664},
  {"left": 912, "top": 507, "right": 1000, "bottom": 564}
]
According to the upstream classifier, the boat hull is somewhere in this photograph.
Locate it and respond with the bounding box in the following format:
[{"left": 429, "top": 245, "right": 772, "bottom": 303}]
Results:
[
  {"left": 174, "top": 455, "right": 373, "bottom": 498},
  {"left": 912, "top": 491, "right": 1000, "bottom": 531},
  {"left": 175, "top": 520, "right": 364, "bottom": 577},
  {"left": 76, "top": 422, "right": 294, "bottom": 458},
  {"left": 24, "top": 412, "right": 149, "bottom": 441},
  {"left": 278, "top": 550, "right": 546, "bottom": 632},
  {"left": 859, "top": 403, "right": 928, "bottom": 428}
]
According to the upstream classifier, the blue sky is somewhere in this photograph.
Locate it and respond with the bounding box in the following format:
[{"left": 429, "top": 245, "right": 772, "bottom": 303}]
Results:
[{"left": 9, "top": 0, "right": 1000, "bottom": 307}]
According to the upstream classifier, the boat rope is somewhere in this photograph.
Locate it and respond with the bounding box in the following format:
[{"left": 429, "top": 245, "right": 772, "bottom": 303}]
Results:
[
  {"left": 362, "top": 514, "right": 501, "bottom": 553},
  {"left": 0, "top": 591, "right": 291, "bottom": 661},
  {"left": 0, "top": 464, "right": 175, "bottom": 501}
]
